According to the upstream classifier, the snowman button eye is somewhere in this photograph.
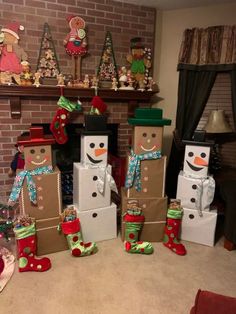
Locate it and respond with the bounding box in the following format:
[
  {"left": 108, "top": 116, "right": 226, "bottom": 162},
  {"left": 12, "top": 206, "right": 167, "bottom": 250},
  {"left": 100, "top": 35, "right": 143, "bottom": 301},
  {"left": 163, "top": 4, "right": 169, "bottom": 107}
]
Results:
[
  {"left": 30, "top": 149, "right": 35, "bottom": 154},
  {"left": 40, "top": 148, "right": 45, "bottom": 153},
  {"left": 201, "top": 152, "right": 206, "bottom": 158},
  {"left": 143, "top": 133, "right": 147, "bottom": 137},
  {"left": 90, "top": 143, "right": 95, "bottom": 148},
  {"left": 99, "top": 143, "right": 104, "bottom": 148},
  {"left": 152, "top": 133, "right": 156, "bottom": 138},
  {"left": 188, "top": 152, "right": 194, "bottom": 157}
]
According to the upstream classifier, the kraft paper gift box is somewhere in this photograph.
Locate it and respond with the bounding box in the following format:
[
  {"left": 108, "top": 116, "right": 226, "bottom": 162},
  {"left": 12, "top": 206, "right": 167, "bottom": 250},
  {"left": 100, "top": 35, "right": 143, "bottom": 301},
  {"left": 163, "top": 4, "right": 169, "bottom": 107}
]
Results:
[
  {"left": 131, "top": 125, "right": 163, "bottom": 155},
  {"left": 180, "top": 208, "right": 217, "bottom": 247},
  {"left": 36, "top": 216, "right": 68, "bottom": 256},
  {"left": 126, "top": 156, "right": 166, "bottom": 198},
  {"left": 73, "top": 163, "right": 111, "bottom": 211},
  {"left": 176, "top": 170, "right": 215, "bottom": 211},
  {"left": 121, "top": 188, "right": 167, "bottom": 242},
  {"left": 19, "top": 167, "right": 62, "bottom": 220},
  {"left": 76, "top": 203, "right": 117, "bottom": 242}
]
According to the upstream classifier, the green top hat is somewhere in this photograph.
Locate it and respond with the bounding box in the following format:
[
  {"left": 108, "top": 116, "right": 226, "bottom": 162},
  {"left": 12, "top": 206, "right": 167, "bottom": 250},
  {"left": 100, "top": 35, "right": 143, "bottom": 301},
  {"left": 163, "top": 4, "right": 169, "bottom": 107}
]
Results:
[{"left": 128, "top": 108, "right": 172, "bottom": 126}]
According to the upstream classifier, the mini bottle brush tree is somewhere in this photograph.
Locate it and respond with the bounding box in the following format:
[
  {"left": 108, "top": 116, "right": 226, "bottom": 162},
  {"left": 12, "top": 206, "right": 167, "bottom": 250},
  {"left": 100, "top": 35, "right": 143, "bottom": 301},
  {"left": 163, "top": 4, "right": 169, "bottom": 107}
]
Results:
[
  {"left": 0, "top": 203, "right": 15, "bottom": 241},
  {"left": 97, "top": 31, "right": 119, "bottom": 88},
  {"left": 36, "top": 23, "right": 60, "bottom": 84}
]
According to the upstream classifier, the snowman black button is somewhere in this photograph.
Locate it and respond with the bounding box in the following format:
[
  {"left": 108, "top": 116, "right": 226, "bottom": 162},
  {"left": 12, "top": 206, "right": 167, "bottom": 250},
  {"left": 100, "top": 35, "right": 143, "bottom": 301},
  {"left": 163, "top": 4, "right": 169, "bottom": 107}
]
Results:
[{"left": 92, "top": 192, "right": 97, "bottom": 197}]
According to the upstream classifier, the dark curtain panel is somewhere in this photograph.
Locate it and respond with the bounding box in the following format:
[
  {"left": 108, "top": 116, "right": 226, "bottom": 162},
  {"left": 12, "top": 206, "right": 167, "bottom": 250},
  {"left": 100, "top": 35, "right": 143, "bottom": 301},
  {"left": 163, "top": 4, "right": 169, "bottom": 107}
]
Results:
[
  {"left": 166, "top": 66, "right": 217, "bottom": 198},
  {"left": 231, "top": 70, "right": 236, "bottom": 127}
]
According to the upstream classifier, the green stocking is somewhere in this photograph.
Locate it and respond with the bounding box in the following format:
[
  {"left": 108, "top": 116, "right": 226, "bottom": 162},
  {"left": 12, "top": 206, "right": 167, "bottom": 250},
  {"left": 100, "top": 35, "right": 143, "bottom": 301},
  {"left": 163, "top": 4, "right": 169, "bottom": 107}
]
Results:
[{"left": 123, "top": 211, "right": 153, "bottom": 254}]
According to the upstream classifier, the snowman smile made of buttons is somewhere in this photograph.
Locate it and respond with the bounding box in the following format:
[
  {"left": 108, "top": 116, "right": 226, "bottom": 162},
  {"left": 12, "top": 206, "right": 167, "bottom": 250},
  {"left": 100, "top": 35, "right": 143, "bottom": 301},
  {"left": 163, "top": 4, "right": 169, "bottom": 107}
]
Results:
[{"left": 86, "top": 141, "right": 107, "bottom": 164}]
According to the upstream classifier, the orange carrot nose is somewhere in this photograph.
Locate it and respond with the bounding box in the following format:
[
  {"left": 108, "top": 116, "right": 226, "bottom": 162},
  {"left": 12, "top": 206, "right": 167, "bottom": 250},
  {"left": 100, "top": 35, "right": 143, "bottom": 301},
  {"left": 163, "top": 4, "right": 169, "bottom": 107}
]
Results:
[
  {"left": 95, "top": 148, "right": 107, "bottom": 156},
  {"left": 194, "top": 156, "right": 208, "bottom": 166}
]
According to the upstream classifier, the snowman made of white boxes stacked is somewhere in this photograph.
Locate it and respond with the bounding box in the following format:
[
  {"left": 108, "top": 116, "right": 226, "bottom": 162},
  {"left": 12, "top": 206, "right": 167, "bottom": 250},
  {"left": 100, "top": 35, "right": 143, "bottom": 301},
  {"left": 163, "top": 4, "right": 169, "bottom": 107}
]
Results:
[
  {"left": 73, "top": 114, "right": 118, "bottom": 242},
  {"left": 176, "top": 133, "right": 217, "bottom": 246}
]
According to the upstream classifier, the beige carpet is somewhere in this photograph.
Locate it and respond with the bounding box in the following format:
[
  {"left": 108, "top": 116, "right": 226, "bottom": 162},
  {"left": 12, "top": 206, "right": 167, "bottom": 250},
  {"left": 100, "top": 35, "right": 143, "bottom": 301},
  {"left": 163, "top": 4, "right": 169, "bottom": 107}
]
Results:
[{"left": 1, "top": 236, "right": 236, "bottom": 314}]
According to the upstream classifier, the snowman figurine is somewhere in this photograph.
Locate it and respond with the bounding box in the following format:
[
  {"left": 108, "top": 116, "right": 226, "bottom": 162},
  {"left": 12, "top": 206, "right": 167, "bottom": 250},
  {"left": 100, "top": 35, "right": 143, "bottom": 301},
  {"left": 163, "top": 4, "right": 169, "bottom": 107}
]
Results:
[{"left": 176, "top": 136, "right": 215, "bottom": 214}]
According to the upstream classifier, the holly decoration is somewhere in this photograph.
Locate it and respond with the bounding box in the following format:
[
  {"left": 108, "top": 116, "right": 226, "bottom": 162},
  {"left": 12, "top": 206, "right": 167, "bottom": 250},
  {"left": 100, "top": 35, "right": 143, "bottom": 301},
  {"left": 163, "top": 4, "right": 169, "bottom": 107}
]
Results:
[
  {"left": 0, "top": 203, "right": 14, "bottom": 241},
  {"left": 36, "top": 23, "right": 60, "bottom": 81},
  {"left": 97, "top": 31, "right": 119, "bottom": 85}
]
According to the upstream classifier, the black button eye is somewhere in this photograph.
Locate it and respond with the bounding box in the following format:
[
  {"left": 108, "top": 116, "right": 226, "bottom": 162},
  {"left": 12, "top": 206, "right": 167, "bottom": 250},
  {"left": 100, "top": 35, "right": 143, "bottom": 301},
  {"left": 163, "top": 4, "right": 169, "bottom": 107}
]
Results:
[
  {"left": 40, "top": 148, "right": 45, "bottom": 153},
  {"left": 30, "top": 149, "right": 35, "bottom": 154},
  {"left": 152, "top": 133, "right": 156, "bottom": 138},
  {"left": 201, "top": 152, "right": 206, "bottom": 158},
  {"left": 90, "top": 143, "right": 95, "bottom": 148},
  {"left": 143, "top": 133, "right": 147, "bottom": 137},
  {"left": 92, "top": 213, "right": 97, "bottom": 218},
  {"left": 92, "top": 192, "right": 97, "bottom": 197},
  {"left": 93, "top": 176, "right": 98, "bottom": 181},
  {"left": 188, "top": 152, "right": 194, "bottom": 157},
  {"left": 189, "top": 214, "right": 194, "bottom": 219},
  {"left": 99, "top": 143, "right": 104, "bottom": 148}
]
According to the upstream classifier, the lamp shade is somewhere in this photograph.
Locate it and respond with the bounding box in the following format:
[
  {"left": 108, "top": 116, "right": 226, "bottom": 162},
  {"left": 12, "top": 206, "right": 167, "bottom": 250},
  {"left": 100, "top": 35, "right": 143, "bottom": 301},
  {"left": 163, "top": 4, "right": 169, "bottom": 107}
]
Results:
[{"left": 204, "top": 110, "right": 233, "bottom": 133}]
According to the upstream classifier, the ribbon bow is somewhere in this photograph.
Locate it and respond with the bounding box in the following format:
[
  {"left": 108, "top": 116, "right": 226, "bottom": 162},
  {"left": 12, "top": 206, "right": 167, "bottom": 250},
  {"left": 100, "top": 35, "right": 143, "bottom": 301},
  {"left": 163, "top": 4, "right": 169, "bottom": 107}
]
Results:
[
  {"left": 125, "top": 149, "right": 162, "bottom": 191},
  {"left": 8, "top": 166, "right": 53, "bottom": 205},
  {"left": 58, "top": 96, "right": 82, "bottom": 112}
]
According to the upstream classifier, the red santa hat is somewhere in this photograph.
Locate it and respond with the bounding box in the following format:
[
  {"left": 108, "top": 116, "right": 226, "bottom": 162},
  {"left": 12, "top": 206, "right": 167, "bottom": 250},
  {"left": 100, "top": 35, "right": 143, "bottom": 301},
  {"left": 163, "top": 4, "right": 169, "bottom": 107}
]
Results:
[{"left": 1, "top": 22, "right": 24, "bottom": 40}]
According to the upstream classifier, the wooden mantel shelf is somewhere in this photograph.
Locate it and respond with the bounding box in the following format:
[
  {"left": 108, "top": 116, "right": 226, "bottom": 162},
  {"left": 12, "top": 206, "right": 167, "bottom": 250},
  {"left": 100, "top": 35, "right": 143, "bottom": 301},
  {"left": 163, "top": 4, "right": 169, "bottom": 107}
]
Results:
[{"left": 0, "top": 85, "right": 158, "bottom": 119}]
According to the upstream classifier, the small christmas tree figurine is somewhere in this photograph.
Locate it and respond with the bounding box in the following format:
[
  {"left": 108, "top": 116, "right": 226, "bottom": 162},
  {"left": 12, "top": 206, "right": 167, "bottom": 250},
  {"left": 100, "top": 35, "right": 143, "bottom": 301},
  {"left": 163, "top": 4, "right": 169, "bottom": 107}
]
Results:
[
  {"left": 36, "top": 23, "right": 60, "bottom": 85},
  {"left": 0, "top": 203, "right": 15, "bottom": 241},
  {"left": 97, "top": 31, "right": 118, "bottom": 88}
]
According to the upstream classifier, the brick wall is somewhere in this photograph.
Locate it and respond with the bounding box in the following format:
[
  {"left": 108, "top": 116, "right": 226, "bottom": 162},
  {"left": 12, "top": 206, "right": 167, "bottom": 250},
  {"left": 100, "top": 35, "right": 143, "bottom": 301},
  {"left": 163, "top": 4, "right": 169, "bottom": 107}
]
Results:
[{"left": 0, "top": 0, "right": 156, "bottom": 201}]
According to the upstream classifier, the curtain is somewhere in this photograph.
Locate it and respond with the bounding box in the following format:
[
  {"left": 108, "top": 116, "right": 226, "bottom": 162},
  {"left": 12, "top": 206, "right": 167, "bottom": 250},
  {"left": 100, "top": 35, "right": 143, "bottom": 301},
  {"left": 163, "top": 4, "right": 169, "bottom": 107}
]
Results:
[{"left": 166, "top": 25, "right": 236, "bottom": 199}]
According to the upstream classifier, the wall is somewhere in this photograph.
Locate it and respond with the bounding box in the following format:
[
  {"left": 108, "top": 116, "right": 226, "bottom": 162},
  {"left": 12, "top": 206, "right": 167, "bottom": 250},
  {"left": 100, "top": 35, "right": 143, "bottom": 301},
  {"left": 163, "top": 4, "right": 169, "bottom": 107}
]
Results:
[
  {"left": 0, "top": 0, "right": 156, "bottom": 202},
  {"left": 153, "top": 2, "right": 236, "bottom": 157}
]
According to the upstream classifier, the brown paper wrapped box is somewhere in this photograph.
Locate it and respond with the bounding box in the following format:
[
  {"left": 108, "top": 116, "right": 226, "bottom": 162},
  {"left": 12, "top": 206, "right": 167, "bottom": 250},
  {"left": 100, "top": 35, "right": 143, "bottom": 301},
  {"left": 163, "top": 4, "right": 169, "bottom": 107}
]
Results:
[
  {"left": 132, "top": 126, "right": 163, "bottom": 155},
  {"left": 126, "top": 156, "right": 166, "bottom": 198},
  {"left": 121, "top": 188, "right": 167, "bottom": 242},
  {"left": 36, "top": 216, "right": 68, "bottom": 256},
  {"left": 19, "top": 168, "right": 62, "bottom": 220}
]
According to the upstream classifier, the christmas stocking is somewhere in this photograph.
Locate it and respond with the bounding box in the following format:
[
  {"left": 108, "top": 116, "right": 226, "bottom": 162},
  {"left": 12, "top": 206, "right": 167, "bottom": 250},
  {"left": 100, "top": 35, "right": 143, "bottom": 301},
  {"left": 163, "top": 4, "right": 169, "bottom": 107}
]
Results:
[
  {"left": 60, "top": 218, "right": 97, "bottom": 257},
  {"left": 50, "top": 96, "right": 82, "bottom": 144},
  {"left": 123, "top": 209, "right": 153, "bottom": 254},
  {"left": 14, "top": 223, "right": 51, "bottom": 272},
  {"left": 163, "top": 208, "right": 186, "bottom": 256}
]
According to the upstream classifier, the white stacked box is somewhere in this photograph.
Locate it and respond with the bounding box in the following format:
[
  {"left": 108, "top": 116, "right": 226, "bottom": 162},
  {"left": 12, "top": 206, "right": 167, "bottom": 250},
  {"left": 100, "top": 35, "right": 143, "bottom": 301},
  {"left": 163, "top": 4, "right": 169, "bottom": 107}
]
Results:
[
  {"left": 180, "top": 208, "right": 217, "bottom": 247},
  {"left": 176, "top": 171, "right": 215, "bottom": 211},
  {"left": 78, "top": 203, "right": 117, "bottom": 242},
  {"left": 73, "top": 163, "right": 111, "bottom": 211}
]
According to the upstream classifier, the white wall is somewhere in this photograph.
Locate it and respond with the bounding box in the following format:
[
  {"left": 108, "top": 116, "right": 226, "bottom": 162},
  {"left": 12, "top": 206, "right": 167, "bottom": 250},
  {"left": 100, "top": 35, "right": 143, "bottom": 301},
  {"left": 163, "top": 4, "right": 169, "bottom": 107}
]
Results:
[{"left": 153, "top": 2, "right": 236, "bottom": 157}]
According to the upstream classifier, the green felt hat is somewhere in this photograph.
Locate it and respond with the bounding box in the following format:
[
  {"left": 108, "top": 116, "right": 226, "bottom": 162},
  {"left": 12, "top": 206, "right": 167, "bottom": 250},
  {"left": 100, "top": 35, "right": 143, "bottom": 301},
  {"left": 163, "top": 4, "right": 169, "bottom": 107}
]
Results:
[{"left": 128, "top": 108, "right": 172, "bottom": 126}]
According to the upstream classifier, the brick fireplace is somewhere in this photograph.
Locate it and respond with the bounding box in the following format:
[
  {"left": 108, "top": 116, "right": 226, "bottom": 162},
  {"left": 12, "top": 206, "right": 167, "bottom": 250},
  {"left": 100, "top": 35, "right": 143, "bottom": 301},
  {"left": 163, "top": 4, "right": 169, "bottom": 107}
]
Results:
[{"left": 0, "top": 0, "right": 156, "bottom": 201}]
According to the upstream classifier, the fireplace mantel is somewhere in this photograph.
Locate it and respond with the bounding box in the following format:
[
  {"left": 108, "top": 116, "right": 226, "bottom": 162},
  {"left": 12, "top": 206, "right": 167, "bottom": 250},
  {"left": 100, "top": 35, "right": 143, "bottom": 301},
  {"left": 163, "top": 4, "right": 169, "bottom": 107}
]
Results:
[{"left": 0, "top": 85, "right": 158, "bottom": 119}]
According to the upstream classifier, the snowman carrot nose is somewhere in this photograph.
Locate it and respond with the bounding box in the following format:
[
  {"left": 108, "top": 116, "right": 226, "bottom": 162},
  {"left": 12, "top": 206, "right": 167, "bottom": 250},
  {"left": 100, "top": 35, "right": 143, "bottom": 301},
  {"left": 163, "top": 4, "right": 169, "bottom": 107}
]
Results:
[
  {"left": 194, "top": 156, "right": 208, "bottom": 166},
  {"left": 95, "top": 148, "right": 107, "bottom": 156}
]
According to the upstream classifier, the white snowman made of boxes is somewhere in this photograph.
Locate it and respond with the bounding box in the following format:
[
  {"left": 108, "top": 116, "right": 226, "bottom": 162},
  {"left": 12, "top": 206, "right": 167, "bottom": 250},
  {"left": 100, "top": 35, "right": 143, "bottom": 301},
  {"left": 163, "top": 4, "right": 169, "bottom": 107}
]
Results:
[
  {"left": 73, "top": 115, "right": 117, "bottom": 242},
  {"left": 176, "top": 135, "right": 217, "bottom": 246},
  {"left": 121, "top": 108, "right": 172, "bottom": 242}
]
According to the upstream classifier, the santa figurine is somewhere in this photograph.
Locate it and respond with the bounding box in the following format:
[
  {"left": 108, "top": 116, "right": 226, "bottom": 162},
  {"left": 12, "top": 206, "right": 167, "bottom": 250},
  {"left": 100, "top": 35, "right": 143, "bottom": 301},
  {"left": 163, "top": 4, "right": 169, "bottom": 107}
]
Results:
[{"left": 0, "top": 22, "right": 28, "bottom": 84}]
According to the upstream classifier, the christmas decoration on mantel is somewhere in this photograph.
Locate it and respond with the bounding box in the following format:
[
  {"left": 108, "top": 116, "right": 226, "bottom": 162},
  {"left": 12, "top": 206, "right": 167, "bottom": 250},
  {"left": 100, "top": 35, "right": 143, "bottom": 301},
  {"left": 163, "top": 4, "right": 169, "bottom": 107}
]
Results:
[
  {"left": 63, "top": 15, "right": 88, "bottom": 81},
  {"left": 97, "top": 31, "right": 118, "bottom": 88},
  {"left": 36, "top": 23, "right": 60, "bottom": 85}
]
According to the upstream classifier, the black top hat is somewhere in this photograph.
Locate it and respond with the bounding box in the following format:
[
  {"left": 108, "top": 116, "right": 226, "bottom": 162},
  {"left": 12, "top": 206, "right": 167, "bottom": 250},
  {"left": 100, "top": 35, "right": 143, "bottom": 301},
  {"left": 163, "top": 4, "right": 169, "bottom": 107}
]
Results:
[{"left": 81, "top": 114, "right": 111, "bottom": 135}]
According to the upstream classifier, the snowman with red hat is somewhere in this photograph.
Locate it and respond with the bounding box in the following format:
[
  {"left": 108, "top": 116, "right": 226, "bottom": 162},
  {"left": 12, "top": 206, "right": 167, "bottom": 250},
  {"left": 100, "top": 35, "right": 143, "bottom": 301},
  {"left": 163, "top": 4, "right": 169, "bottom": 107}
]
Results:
[{"left": 0, "top": 21, "right": 28, "bottom": 84}]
